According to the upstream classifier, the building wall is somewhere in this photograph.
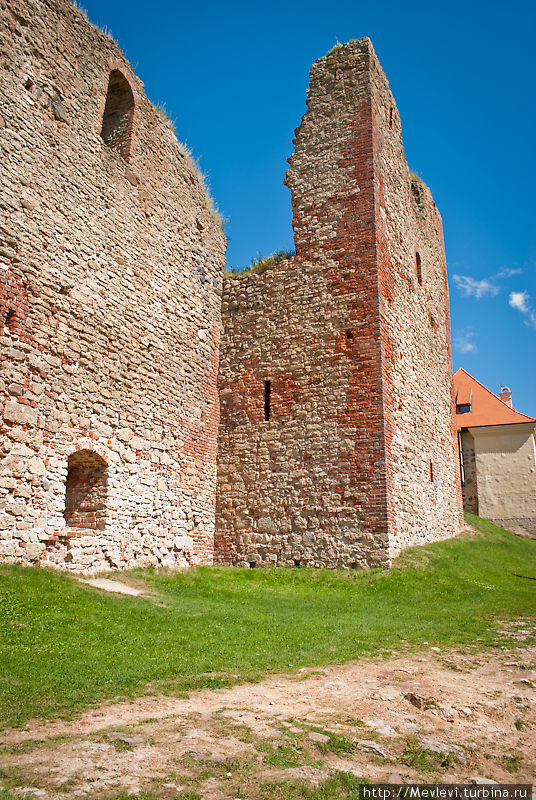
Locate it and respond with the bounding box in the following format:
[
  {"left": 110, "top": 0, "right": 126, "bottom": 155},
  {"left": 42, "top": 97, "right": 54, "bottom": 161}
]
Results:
[
  {"left": 459, "top": 431, "right": 478, "bottom": 514},
  {"left": 470, "top": 424, "right": 536, "bottom": 538},
  {"left": 215, "top": 39, "right": 462, "bottom": 568},
  {"left": 0, "top": 0, "right": 225, "bottom": 572}
]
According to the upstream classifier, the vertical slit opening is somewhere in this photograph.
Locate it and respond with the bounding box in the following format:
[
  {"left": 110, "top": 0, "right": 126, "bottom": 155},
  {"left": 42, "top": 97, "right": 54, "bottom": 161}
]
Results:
[
  {"left": 416, "top": 251, "right": 422, "bottom": 286},
  {"left": 429, "top": 459, "right": 434, "bottom": 483},
  {"left": 264, "top": 379, "right": 271, "bottom": 421}
]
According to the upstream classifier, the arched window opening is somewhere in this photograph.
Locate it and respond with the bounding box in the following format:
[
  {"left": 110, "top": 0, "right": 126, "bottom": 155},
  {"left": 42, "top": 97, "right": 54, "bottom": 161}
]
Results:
[
  {"left": 65, "top": 450, "right": 108, "bottom": 530},
  {"left": 100, "top": 70, "right": 134, "bottom": 159},
  {"left": 415, "top": 251, "right": 422, "bottom": 286}
]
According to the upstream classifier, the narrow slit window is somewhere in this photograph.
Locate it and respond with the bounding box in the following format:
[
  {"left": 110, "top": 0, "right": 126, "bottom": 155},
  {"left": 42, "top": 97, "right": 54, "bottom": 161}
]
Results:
[
  {"left": 416, "top": 251, "right": 422, "bottom": 286},
  {"left": 264, "top": 380, "right": 271, "bottom": 421},
  {"left": 389, "top": 106, "right": 393, "bottom": 127},
  {"left": 429, "top": 459, "right": 434, "bottom": 483}
]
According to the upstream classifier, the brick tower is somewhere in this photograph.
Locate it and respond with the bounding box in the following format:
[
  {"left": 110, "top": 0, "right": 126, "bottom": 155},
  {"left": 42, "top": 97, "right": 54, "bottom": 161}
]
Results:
[{"left": 216, "top": 38, "right": 463, "bottom": 567}]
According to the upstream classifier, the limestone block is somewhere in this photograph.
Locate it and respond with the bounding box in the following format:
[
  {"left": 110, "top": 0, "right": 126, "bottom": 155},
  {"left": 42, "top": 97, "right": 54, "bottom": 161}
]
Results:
[{"left": 3, "top": 402, "right": 37, "bottom": 426}]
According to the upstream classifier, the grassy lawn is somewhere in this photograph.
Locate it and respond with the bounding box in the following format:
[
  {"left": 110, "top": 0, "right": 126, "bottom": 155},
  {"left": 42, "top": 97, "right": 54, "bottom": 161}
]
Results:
[{"left": 0, "top": 514, "right": 535, "bottom": 729}]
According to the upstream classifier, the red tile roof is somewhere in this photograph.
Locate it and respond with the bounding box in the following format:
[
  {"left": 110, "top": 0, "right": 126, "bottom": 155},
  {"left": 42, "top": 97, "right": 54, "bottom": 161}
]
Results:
[{"left": 453, "top": 368, "right": 536, "bottom": 430}]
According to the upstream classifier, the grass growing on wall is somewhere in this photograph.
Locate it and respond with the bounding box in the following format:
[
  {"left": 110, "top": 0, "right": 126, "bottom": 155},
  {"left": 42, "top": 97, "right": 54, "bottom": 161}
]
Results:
[
  {"left": 224, "top": 249, "right": 295, "bottom": 279},
  {"left": 0, "top": 515, "right": 534, "bottom": 729}
]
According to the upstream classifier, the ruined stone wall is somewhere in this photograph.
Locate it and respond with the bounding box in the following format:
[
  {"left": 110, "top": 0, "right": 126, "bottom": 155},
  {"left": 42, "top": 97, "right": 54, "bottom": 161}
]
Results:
[
  {"left": 216, "top": 39, "right": 462, "bottom": 568},
  {"left": 216, "top": 249, "right": 389, "bottom": 568},
  {"left": 0, "top": 0, "right": 225, "bottom": 572},
  {"left": 368, "top": 51, "right": 464, "bottom": 557}
]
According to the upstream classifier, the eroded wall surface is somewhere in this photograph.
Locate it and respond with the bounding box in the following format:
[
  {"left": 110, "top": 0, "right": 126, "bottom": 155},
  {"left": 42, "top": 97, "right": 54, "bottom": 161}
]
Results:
[
  {"left": 216, "top": 39, "right": 462, "bottom": 568},
  {"left": 471, "top": 424, "right": 536, "bottom": 538},
  {"left": 0, "top": 0, "right": 225, "bottom": 571}
]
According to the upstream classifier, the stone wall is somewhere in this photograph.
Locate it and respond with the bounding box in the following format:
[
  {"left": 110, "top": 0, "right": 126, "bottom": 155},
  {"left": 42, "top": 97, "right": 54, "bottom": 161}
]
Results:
[
  {"left": 367, "top": 49, "right": 464, "bottom": 557},
  {"left": 0, "top": 0, "right": 225, "bottom": 571},
  {"left": 216, "top": 39, "right": 463, "bottom": 568}
]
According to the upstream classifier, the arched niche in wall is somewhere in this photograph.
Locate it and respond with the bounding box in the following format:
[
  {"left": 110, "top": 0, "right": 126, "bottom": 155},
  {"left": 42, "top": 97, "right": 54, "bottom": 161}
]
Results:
[
  {"left": 100, "top": 69, "right": 134, "bottom": 159},
  {"left": 64, "top": 449, "right": 108, "bottom": 531}
]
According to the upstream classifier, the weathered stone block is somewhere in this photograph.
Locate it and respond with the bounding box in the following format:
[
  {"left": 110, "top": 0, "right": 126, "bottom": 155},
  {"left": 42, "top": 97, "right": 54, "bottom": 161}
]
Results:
[{"left": 3, "top": 402, "right": 37, "bottom": 427}]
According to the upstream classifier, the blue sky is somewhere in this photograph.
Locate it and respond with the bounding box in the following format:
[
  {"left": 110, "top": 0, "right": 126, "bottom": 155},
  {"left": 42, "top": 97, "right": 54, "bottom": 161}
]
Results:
[{"left": 82, "top": 0, "right": 535, "bottom": 417}]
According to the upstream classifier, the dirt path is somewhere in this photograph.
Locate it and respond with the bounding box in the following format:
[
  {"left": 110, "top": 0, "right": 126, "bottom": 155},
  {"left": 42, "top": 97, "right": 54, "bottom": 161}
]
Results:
[{"left": 1, "top": 639, "right": 535, "bottom": 798}]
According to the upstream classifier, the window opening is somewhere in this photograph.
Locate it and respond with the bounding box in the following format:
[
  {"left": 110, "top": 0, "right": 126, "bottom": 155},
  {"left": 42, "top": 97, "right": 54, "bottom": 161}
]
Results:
[
  {"left": 4, "top": 308, "right": 16, "bottom": 334},
  {"left": 65, "top": 449, "right": 107, "bottom": 530},
  {"left": 429, "top": 459, "right": 434, "bottom": 483},
  {"left": 416, "top": 252, "right": 422, "bottom": 286},
  {"left": 456, "top": 403, "right": 471, "bottom": 414},
  {"left": 389, "top": 106, "right": 393, "bottom": 127},
  {"left": 264, "top": 379, "right": 271, "bottom": 421},
  {"left": 100, "top": 70, "right": 134, "bottom": 159}
]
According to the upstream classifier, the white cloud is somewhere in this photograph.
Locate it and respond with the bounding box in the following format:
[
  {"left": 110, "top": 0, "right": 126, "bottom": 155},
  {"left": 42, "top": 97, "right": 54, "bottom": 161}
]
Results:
[
  {"left": 453, "top": 265, "right": 525, "bottom": 301},
  {"left": 509, "top": 290, "right": 530, "bottom": 313},
  {"left": 453, "top": 275, "right": 499, "bottom": 300},
  {"left": 453, "top": 328, "right": 477, "bottom": 353},
  {"left": 496, "top": 267, "right": 524, "bottom": 279},
  {"left": 509, "top": 290, "right": 536, "bottom": 329}
]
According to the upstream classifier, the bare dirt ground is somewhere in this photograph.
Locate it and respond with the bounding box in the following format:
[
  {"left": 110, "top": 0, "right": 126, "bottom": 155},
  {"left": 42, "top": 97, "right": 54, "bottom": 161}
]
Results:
[{"left": 1, "top": 625, "right": 535, "bottom": 799}]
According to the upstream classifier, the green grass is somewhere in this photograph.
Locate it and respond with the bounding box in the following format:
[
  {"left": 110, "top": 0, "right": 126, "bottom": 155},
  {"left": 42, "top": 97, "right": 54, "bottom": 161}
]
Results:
[
  {"left": 259, "top": 739, "right": 321, "bottom": 768},
  {"left": 260, "top": 772, "right": 369, "bottom": 799},
  {"left": 502, "top": 753, "right": 523, "bottom": 773},
  {"left": 326, "top": 42, "right": 343, "bottom": 56},
  {"left": 224, "top": 248, "right": 295, "bottom": 279},
  {"left": 0, "top": 514, "right": 535, "bottom": 729}
]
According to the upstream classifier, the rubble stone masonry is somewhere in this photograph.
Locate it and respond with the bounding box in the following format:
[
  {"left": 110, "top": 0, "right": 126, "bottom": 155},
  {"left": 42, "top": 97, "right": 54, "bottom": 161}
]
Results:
[
  {"left": 0, "top": 0, "right": 226, "bottom": 571},
  {"left": 216, "top": 39, "right": 463, "bottom": 567}
]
